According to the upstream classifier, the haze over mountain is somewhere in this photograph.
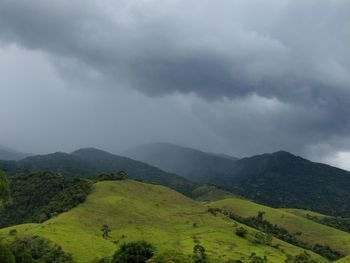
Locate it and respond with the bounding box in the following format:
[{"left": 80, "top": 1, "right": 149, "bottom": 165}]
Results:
[
  {"left": 124, "top": 142, "right": 238, "bottom": 182},
  {"left": 0, "top": 145, "right": 31, "bottom": 160},
  {"left": 125, "top": 143, "right": 350, "bottom": 216}
]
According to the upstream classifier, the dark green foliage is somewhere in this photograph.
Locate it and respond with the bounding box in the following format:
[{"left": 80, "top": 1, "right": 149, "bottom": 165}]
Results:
[
  {"left": 0, "top": 170, "right": 10, "bottom": 205},
  {"left": 91, "top": 258, "right": 110, "bottom": 263},
  {"left": 311, "top": 244, "right": 343, "bottom": 261},
  {"left": 10, "top": 236, "right": 75, "bottom": 263},
  {"left": 147, "top": 250, "right": 192, "bottom": 263},
  {"left": 235, "top": 227, "right": 247, "bottom": 238},
  {"left": 9, "top": 229, "right": 17, "bottom": 236},
  {"left": 253, "top": 233, "right": 273, "bottom": 245},
  {"left": 306, "top": 214, "right": 350, "bottom": 233},
  {"left": 247, "top": 253, "right": 268, "bottom": 263},
  {"left": 101, "top": 224, "right": 111, "bottom": 239},
  {"left": 193, "top": 245, "right": 206, "bottom": 263},
  {"left": 0, "top": 242, "right": 15, "bottom": 263},
  {"left": 220, "top": 152, "right": 350, "bottom": 217},
  {"left": 285, "top": 252, "right": 316, "bottom": 263},
  {"left": 0, "top": 171, "right": 91, "bottom": 227},
  {"left": 112, "top": 241, "right": 155, "bottom": 263},
  {"left": 92, "top": 171, "right": 127, "bottom": 182}
]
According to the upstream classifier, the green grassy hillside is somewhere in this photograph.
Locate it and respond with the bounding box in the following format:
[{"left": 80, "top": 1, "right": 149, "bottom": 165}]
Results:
[
  {"left": 191, "top": 184, "right": 239, "bottom": 201},
  {"left": 335, "top": 256, "right": 350, "bottom": 263},
  {"left": 0, "top": 180, "right": 327, "bottom": 263},
  {"left": 280, "top": 208, "right": 329, "bottom": 219},
  {"left": 209, "top": 198, "right": 350, "bottom": 255}
]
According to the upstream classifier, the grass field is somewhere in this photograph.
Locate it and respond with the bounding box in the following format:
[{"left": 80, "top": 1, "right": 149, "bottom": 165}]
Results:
[
  {"left": 335, "top": 256, "right": 350, "bottom": 263},
  {"left": 280, "top": 208, "right": 329, "bottom": 219},
  {"left": 0, "top": 180, "right": 328, "bottom": 263},
  {"left": 209, "top": 198, "right": 350, "bottom": 255}
]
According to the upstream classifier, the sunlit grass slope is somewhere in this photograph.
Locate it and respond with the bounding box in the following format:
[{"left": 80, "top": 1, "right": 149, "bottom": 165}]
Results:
[
  {"left": 335, "top": 256, "right": 350, "bottom": 263},
  {"left": 209, "top": 198, "right": 350, "bottom": 255},
  {"left": 280, "top": 208, "right": 329, "bottom": 219},
  {"left": 1, "top": 180, "right": 327, "bottom": 263}
]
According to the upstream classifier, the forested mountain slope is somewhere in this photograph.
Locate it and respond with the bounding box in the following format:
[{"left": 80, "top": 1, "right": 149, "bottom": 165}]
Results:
[
  {"left": 126, "top": 143, "right": 350, "bottom": 216},
  {"left": 0, "top": 148, "right": 196, "bottom": 195}
]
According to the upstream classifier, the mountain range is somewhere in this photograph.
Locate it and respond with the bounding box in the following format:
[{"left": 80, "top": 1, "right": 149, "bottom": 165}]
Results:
[
  {"left": 1, "top": 142, "right": 350, "bottom": 216},
  {"left": 0, "top": 147, "right": 196, "bottom": 196},
  {"left": 125, "top": 143, "right": 350, "bottom": 216},
  {"left": 1, "top": 143, "right": 350, "bottom": 262}
]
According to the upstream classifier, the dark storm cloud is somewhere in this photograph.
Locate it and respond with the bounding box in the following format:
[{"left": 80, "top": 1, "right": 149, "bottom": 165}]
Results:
[
  {"left": 0, "top": 0, "right": 349, "bottom": 168},
  {"left": 0, "top": 0, "right": 348, "bottom": 101}
]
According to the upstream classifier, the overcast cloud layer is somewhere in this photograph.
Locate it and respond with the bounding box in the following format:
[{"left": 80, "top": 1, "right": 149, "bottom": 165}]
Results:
[{"left": 0, "top": 0, "right": 349, "bottom": 169}]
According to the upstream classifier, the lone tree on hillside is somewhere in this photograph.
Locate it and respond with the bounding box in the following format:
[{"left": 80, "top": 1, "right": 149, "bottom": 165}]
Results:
[
  {"left": 117, "top": 170, "right": 127, "bottom": 180},
  {"left": 0, "top": 170, "right": 10, "bottom": 206},
  {"left": 101, "top": 224, "right": 111, "bottom": 239}
]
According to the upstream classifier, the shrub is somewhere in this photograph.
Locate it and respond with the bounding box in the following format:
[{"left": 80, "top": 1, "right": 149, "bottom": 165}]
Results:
[
  {"left": 248, "top": 253, "right": 267, "bottom": 263},
  {"left": 254, "top": 232, "right": 273, "bottom": 245},
  {"left": 10, "top": 236, "right": 75, "bottom": 263},
  {"left": 112, "top": 241, "right": 155, "bottom": 263},
  {"left": 147, "top": 250, "right": 191, "bottom": 263},
  {"left": 8, "top": 229, "right": 17, "bottom": 236},
  {"left": 235, "top": 227, "right": 247, "bottom": 238},
  {"left": 92, "top": 258, "right": 110, "bottom": 263},
  {"left": 193, "top": 245, "right": 206, "bottom": 263},
  {"left": 101, "top": 224, "right": 111, "bottom": 239},
  {"left": 285, "top": 252, "right": 316, "bottom": 263}
]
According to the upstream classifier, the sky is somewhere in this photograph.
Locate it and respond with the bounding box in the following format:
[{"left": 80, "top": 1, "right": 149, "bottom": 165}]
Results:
[{"left": 0, "top": 0, "right": 349, "bottom": 170}]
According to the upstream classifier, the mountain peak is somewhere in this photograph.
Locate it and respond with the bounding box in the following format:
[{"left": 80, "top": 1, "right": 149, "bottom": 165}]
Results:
[
  {"left": 71, "top": 147, "right": 114, "bottom": 157},
  {"left": 271, "top": 150, "right": 297, "bottom": 158}
]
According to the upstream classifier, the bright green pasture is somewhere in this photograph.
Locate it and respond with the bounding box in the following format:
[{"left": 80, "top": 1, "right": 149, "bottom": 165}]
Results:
[
  {"left": 280, "top": 208, "right": 329, "bottom": 218},
  {"left": 209, "top": 198, "right": 350, "bottom": 255},
  {"left": 1, "top": 180, "right": 328, "bottom": 263}
]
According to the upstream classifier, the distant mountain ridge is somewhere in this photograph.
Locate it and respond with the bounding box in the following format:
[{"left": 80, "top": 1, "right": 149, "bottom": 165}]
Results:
[
  {"left": 222, "top": 150, "right": 350, "bottom": 216},
  {"left": 0, "top": 147, "right": 196, "bottom": 196},
  {"left": 124, "top": 143, "right": 350, "bottom": 216},
  {"left": 124, "top": 142, "right": 238, "bottom": 182},
  {"left": 3, "top": 143, "right": 350, "bottom": 216},
  {"left": 0, "top": 145, "right": 31, "bottom": 160}
]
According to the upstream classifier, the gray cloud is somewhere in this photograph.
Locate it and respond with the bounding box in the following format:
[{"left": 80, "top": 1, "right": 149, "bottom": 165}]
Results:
[
  {"left": 0, "top": 0, "right": 349, "bottom": 169},
  {"left": 0, "top": 0, "right": 348, "bottom": 100}
]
